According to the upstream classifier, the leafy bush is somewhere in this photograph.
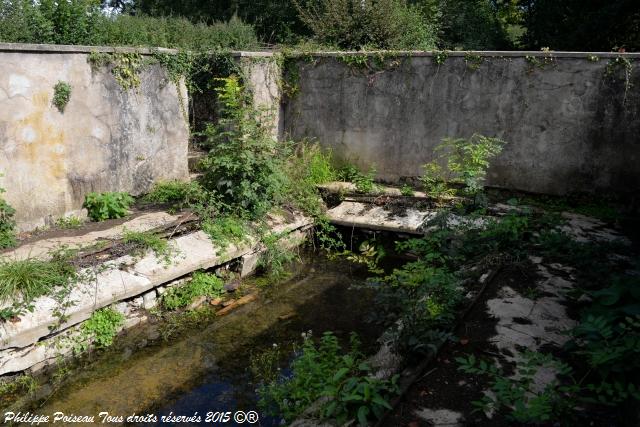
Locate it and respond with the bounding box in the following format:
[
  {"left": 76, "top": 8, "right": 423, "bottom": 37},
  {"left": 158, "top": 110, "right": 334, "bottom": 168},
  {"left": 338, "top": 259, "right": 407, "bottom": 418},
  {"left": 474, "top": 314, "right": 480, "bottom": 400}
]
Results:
[
  {"left": 337, "top": 164, "right": 377, "bottom": 194},
  {"left": 52, "top": 81, "right": 71, "bottom": 112},
  {"left": 400, "top": 184, "right": 414, "bottom": 196},
  {"left": 55, "top": 215, "right": 83, "bottom": 229},
  {"left": 83, "top": 191, "right": 134, "bottom": 221},
  {"left": 0, "top": 0, "right": 258, "bottom": 49},
  {"left": 422, "top": 134, "right": 507, "bottom": 197},
  {"left": 457, "top": 352, "right": 581, "bottom": 423},
  {"left": 201, "top": 215, "right": 250, "bottom": 251},
  {"left": 294, "top": 0, "right": 438, "bottom": 50},
  {"left": 258, "top": 332, "right": 399, "bottom": 425},
  {"left": 143, "top": 180, "right": 207, "bottom": 208},
  {"left": 200, "top": 76, "right": 287, "bottom": 218},
  {"left": 0, "top": 187, "right": 16, "bottom": 249},
  {"left": 161, "top": 271, "right": 224, "bottom": 310},
  {"left": 78, "top": 307, "right": 125, "bottom": 351}
]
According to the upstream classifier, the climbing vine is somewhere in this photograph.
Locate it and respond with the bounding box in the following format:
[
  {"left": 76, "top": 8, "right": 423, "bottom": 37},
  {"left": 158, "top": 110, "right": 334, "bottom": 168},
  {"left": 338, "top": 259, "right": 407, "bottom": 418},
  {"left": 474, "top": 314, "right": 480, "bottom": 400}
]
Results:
[
  {"left": 605, "top": 56, "right": 633, "bottom": 105},
  {"left": 464, "top": 52, "right": 484, "bottom": 71},
  {"left": 88, "top": 51, "right": 144, "bottom": 91},
  {"left": 433, "top": 50, "right": 449, "bottom": 65}
]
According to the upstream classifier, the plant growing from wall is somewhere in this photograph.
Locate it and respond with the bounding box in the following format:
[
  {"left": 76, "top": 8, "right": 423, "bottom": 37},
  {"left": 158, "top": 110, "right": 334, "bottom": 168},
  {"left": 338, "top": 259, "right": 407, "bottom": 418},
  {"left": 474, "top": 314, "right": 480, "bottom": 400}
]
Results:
[
  {"left": 83, "top": 192, "right": 134, "bottom": 222},
  {"left": 0, "top": 183, "right": 16, "bottom": 249},
  {"left": 52, "top": 81, "right": 72, "bottom": 112},
  {"left": 161, "top": 271, "right": 224, "bottom": 310},
  {"left": 605, "top": 56, "right": 633, "bottom": 105},
  {"left": 88, "top": 52, "right": 144, "bottom": 91},
  {"left": 76, "top": 307, "right": 125, "bottom": 352},
  {"left": 433, "top": 50, "right": 449, "bottom": 65},
  {"left": 464, "top": 52, "right": 484, "bottom": 70}
]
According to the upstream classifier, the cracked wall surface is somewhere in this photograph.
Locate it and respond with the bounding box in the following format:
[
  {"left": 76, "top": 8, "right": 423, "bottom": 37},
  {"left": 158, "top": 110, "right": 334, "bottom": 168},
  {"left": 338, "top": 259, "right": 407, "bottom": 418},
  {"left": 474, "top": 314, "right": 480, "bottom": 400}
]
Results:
[
  {"left": 0, "top": 47, "right": 189, "bottom": 231},
  {"left": 283, "top": 53, "right": 640, "bottom": 196}
]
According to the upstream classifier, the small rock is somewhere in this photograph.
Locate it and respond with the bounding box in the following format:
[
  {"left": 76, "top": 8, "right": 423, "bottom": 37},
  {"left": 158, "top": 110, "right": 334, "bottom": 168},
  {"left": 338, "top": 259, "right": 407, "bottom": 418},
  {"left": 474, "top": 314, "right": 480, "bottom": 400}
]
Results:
[
  {"left": 210, "top": 297, "right": 223, "bottom": 306},
  {"left": 142, "top": 290, "right": 157, "bottom": 310},
  {"left": 224, "top": 279, "right": 241, "bottom": 292},
  {"left": 187, "top": 295, "right": 207, "bottom": 310},
  {"left": 278, "top": 312, "right": 296, "bottom": 321}
]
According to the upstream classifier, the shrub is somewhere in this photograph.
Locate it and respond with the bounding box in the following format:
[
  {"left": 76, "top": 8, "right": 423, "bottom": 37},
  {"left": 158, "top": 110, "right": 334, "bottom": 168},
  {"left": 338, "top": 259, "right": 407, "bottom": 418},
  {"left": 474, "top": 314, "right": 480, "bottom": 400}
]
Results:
[
  {"left": 161, "top": 271, "right": 224, "bottom": 310},
  {"left": 0, "top": 188, "right": 16, "bottom": 249},
  {"left": 78, "top": 307, "right": 125, "bottom": 351},
  {"left": 0, "top": 0, "right": 258, "bottom": 50},
  {"left": 199, "top": 76, "right": 286, "bottom": 218},
  {"left": 422, "top": 134, "right": 507, "bottom": 197},
  {"left": 83, "top": 192, "right": 134, "bottom": 221},
  {"left": 294, "top": 0, "right": 438, "bottom": 50},
  {"left": 258, "top": 331, "right": 399, "bottom": 425},
  {"left": 52, "top": 81, "right": 71, "bottom": 112},
  {"left": 143, "top": 180, "right": 207, "bottom": 208}
]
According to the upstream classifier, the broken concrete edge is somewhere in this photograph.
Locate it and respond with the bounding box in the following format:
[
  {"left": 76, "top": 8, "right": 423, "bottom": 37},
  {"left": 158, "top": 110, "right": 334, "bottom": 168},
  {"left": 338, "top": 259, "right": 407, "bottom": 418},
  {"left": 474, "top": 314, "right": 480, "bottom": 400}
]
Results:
[
  {"left": 0, "top": 211, "right": 185, "bottom": 262},
  {"left": 0, "top": 212, "right": 312, "bottom": 375}
]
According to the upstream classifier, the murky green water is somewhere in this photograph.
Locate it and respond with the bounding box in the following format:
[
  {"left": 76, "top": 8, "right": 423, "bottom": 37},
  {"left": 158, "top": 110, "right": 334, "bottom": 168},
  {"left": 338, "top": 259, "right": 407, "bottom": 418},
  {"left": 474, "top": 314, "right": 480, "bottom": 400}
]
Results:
[{"left": 18, "top": 255, "right": 382, "bottom": 426}]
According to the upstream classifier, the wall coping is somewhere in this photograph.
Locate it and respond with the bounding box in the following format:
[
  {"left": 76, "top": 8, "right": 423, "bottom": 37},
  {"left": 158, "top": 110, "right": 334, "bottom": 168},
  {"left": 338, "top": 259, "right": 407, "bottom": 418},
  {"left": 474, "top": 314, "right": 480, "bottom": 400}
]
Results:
[{"left": 0, "top": 42, "right": 638, "bottom": 58}]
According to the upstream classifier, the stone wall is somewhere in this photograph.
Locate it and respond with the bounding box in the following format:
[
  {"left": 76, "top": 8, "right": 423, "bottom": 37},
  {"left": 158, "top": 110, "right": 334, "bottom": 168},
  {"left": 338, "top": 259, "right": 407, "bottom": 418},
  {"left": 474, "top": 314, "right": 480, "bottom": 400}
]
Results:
[
  {"left": 282, "top": 52, "right": 640, "bottom": 196},
  {"left": 0, "top": 44, "right": 189, "bottom": 231}
]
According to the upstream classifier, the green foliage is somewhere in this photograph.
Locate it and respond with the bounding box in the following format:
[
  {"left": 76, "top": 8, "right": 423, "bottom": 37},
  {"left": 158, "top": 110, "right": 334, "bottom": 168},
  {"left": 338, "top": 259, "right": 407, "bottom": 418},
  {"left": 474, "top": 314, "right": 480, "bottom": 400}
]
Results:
[
  {"left": 122, "top": 229, "right": 173, "bottom": 263},
  {"left": 437, "top": 0, "right": 509, "bottom": 50},
  {"left": 0, "top": 184, "right": 16, "bottom": 249},
  {"left": 77, "top": 307, "right": 125, "bottom": 351},
  {"left": 422, "top": 134, "right": 507, "bottom": 197},
  {"left": 88, "top": 52, "right": 143, "bottom": 91},
  {"left": 200, "top": 76, "right": 286, "bottom": 218},
  {"left": 257, "top": 332, "right": 399, "bottom": 425},
  {"left": 337, "top": 164, "right": 377, "bottom": 194},
  {"left": 294, "top": 0, "right": 439, "bottom": 50},
  {"left": 281, "top": 142, "right": 337, "bottom": 217},
  {"left": 0, "top": 375, "right": 37, "bottom": 399},
  {"left": 0, "top": 1, "right": 258, "bottom": 49},
  {"left": 161, "top": 271, "right": 224, "bottom": 310},
  {"left": 400, "top": 184, "right": 414, "bottom": 197},
  {"left": 432, "top": 49, "right": 448, "bottom": 65},
  {"left": 83, "top": 191, "right": 134, "bottom": 222},
  {"left": 143, "top": 180, "right": 207, "bottom": 208},
  {"left": 258, "top": 231, "right": 300, "bottom": 280},
  {"left": 464, "top": 52, "right": 484, "bottom": 70},
  {"left": 52, "top": 81, "right": 72, "bottom": 112},
  {"left": 521, "top": 0, "right": 639, "bottom": 52},
  {"left": 457, "top": 352, "right": 580, "bottom": 423},
  {"left": 346, "top": 239, "right": 386, "bottom": 274},
  {"left": 201, "top": 215, "right": 250, "bottom": 251},
  {"left": 55, "top": 215, "right": 83, "bottom": 229},
  {"left": 0, "top": 255, "right": 76, "bottom": 307},
  {"left": 250, "top": 344, "right": 282, "bottom": 385}
]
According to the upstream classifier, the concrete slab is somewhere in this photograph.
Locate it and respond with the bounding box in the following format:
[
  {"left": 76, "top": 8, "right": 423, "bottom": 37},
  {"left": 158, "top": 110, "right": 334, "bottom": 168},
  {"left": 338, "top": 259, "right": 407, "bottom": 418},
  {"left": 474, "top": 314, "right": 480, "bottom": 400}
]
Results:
[
  {"left": 0, "top": 211, "right": 313, "bottom": 371},
  {"left": 1, "top": 211, "right": 182, "bottom": 261}
]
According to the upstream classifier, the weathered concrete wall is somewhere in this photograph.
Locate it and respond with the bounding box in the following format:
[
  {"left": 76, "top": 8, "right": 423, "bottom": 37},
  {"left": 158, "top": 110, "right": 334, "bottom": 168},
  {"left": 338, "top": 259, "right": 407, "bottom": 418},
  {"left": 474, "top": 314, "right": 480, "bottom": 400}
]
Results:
[
  {"left": 283, "top": 52, "right": 640, "bottom": 195},
  {"left": 0, "top": 44, "right": 189, "bottom": 231}
]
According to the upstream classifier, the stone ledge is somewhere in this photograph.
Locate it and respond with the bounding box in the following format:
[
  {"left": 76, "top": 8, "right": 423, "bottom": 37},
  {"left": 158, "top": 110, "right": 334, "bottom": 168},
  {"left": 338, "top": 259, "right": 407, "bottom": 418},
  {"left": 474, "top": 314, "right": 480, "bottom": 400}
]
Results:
[{"left": 0, "top": 211, "right": 312, "bottom": 358}]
